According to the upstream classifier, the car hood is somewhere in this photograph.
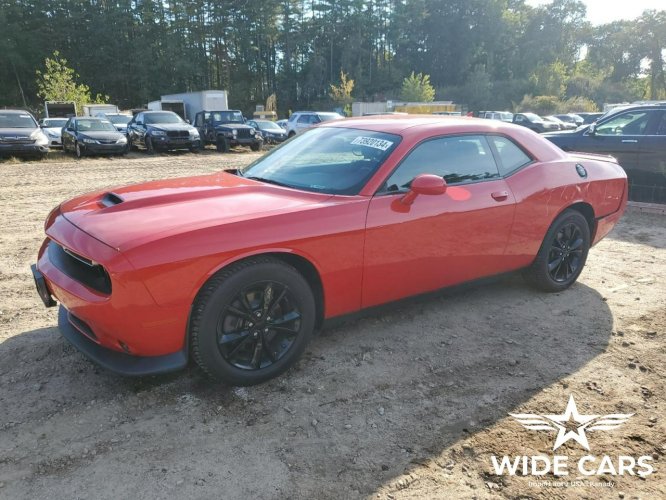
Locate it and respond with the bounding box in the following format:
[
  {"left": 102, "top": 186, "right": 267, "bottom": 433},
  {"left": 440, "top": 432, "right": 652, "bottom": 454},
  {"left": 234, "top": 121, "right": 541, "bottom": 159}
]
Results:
[
  {"left": 214, "top": 123, "right": 253, "bottom": 130},
  {"left": 43, "top": 127, "right": 62, "bottom": 135},
  {"left": 60, "top": 172, "right": 333, "bottom": 251},
  {"left": 0, "top": 128, "right": 36, "bottom": 138}
]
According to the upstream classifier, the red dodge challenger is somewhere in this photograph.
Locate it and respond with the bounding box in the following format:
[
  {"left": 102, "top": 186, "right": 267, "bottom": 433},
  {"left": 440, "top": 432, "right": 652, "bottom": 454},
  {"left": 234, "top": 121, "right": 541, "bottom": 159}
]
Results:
[{"left": 32, "top": 116, "right": 627, "bottom": 385}]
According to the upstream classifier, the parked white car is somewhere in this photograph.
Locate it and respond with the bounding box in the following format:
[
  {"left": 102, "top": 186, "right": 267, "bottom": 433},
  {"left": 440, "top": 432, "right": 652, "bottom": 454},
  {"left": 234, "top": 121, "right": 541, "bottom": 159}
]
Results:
[
  {"left": 95, "top": 113, "right": 132, "bottom": 134},
  {"left": 286, "top": 111, "right": 344, "bottom": 137},
  {"left": 39, "top": 118, "right": 69, "bottom": 148}
]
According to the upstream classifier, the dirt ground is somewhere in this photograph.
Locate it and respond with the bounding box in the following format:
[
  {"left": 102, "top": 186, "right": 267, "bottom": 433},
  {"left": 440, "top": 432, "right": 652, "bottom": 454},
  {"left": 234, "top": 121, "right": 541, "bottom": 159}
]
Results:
[{"left": 0, "top": 150, "right": 664, "bottom": 500}]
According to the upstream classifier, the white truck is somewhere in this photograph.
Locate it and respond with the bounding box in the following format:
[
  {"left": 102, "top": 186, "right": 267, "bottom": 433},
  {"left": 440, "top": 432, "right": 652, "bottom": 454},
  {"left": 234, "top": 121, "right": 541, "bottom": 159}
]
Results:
[
  {"left": 44, "top": 101, "right": 76, "bottom": 118},
  {"left": 147, "top": 99, "right": 188, "bottom": 120},
  {"left": 159, "top": 90, "right": 229, "bottom": 123},
  {"left": 83, "top": 104, "right": 119, "bottom": 117}
]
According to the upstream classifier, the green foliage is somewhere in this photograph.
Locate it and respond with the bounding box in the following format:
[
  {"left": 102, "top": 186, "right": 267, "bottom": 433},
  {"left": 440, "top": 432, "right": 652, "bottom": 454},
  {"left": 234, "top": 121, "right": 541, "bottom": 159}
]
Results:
[
  {"left": 329, "top": 71, "right": 354, "bottom": 105},
  {"left": 35, "top": 51, "right": 107, "bottom": 113},
  {"left": 516, "top": 94, "right": 598, "bottom": 115},
  {"left": 400, "top": 72, "right": 435, "bottom": 102},
  {"left": 530, "top": 61, "right": 569, "bottom": 97}
]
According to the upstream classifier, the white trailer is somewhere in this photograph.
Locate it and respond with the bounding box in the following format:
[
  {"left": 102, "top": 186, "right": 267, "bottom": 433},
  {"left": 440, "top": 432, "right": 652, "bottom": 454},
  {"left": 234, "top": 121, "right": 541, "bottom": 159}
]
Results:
[
  {"left": 160, "top": 90, "right": 229, "bottom": 123},
  {"left": 45, "top": 101, "right": 76, "bottom": 118},
  {"left": 83, "top": 104, "right": 119, "bottom": 117},
  {"left": 146, "top": 99, "right": 187, "bottom": 120}
]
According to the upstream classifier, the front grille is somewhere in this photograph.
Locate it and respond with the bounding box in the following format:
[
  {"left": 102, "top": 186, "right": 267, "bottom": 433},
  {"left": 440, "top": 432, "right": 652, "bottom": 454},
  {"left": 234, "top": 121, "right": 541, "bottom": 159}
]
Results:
[
  {"left": 236, "top": 128, "right": 251, "bottom": 139},
  {"left": 0, "top": 137, "right": 34, "bottom": 144},
  {"left": 48, "top": 241, "right": 112, "bottom": 294},
  {"left": 97, "top": 139, "right": 118, "bottom": 145},
  {"left": 166, "top": 130, "right": 189, "bottom": 138}
]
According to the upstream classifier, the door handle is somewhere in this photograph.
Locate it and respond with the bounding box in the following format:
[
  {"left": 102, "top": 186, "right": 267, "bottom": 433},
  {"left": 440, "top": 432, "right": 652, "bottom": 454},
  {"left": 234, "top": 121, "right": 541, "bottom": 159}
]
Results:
[
  {"left": 491, "top": 191, "right": 509, "bottom": 201},
  {"left": 621, "top": 139, "right": 638, "bottom": 143}
]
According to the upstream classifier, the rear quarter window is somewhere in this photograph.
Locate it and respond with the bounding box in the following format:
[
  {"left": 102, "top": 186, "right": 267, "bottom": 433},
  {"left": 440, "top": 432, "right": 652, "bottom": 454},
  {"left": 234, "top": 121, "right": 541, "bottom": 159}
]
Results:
[{"left": 489, "top": 136, "right": 533, "bottom": 175}]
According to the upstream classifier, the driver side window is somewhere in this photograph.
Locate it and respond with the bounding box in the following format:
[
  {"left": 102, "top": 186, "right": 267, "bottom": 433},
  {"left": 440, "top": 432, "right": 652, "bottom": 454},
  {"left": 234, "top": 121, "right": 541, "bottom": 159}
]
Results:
[
  {"left": 383, "top": 135, "right": 500, "bottom": 192},
  {"left": 596, "top": 111, "right": 651, "bottom": 136}
]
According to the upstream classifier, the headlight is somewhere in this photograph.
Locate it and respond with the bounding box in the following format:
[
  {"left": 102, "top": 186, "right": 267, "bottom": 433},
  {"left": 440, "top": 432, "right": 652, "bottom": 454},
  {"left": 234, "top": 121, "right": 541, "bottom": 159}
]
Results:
[
  {"left": 116, "top": 136, "right": 127, "bottom": 144},
  {"left": 151, "top": 130, "right": 166, "bottom": 136},
  {"left": 46, "top": 130, "right": 59, "bottom": 138},
  {"left": 249, "top": 129, "right": 255, "bottom": 135},
  {"left": 232, "top": 129, "right": 238, "bottom": 136},
  {"left": 82, "top": 138, "right": 97, "bottom": 144},
  {"left": 31, "top": 130, "right": 49, "bottom": 146},
  {"left": 189, "top": 129, "right": 200, "bottom": 138}
]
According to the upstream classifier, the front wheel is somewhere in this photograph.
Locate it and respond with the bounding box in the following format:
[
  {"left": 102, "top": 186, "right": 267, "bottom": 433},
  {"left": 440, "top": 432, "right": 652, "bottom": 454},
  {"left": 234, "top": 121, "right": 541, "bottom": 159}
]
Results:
[
  {"left": 190, "top": 257, "right": 316, "bottom": 385},
  {"left": 250, "top": 142, "right": 262, "bottom": 152},
  {"left": 75, "top": 142, "right": 83, "bottom": 159},
  {"left": 216, "top": 136, "right": 229, "bottom": 153},
  {"left": 523, "top": 209, "right": 590, "bottom": 292},
  {"left": 145, "top": 136, "right": 155, "bottom": 154}
]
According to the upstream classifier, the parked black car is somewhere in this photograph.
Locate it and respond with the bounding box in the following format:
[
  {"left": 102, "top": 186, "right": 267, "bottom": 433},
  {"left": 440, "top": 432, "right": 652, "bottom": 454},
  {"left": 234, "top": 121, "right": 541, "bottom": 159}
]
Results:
[
  {"left": 0, "top": 109, "right": 49, "bottom": 159},
  {"left": 512, "top": 113, "right": 560, "bottom": 133},
  {"left": 544, "top": 103, "right": 666, "bottom": 203},
  {"left": 247, "top": 119, "right": 288, "bottom": 144},
  {"left": 62, "top": 117, "right": 128, "bottom": 158},
  {"left": 127, "top": 111, "right": 201, "bottom": 153},
  {"left": 194, "top": 110, "right": 262, "bottom": 152}
]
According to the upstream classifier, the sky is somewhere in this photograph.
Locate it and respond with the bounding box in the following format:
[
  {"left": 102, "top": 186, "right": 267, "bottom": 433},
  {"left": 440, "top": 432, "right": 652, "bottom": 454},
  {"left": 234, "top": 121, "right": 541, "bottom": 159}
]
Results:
[{"left": 526, "top": 0, "right": 664, "bottom": 25}]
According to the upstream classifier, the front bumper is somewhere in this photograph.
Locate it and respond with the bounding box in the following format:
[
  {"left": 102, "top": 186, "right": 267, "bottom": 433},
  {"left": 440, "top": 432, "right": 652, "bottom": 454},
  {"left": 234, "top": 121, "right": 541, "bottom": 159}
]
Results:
[
  {"left": 81, "top": 142, "right": 127, "bottom": 155},
  {"left": 0, "top": 143, "right": 49, "bottom": 156},
  {"left": 58, "top": 306, "right": 188, "bottom": 376},
  {"left": 229, "top": 137, "right": 262, "bottom": 147},
  {"left": 152, "top": 136, "right": 200, "bottom": 150}
]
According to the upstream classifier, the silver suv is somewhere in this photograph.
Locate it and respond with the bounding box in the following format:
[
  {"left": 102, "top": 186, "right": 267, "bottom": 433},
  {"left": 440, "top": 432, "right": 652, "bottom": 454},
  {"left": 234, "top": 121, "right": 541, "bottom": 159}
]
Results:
[{"left": 286, "top": 111, "right": 344, "bottom": 137}]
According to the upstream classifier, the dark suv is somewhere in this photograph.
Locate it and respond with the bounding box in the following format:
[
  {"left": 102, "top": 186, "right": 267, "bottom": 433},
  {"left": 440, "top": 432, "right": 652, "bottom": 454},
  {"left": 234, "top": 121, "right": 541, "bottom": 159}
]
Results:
[
  {"left": 544, "top": 103, "right": 666, "bottom": 203},
  {"left": 194, "top": 110, "right": 262, "bottom": 152},
  {"left": 127, "top": 111, "right": 201, "bottom": 153},
  {"left": 0, "top": 109, "right": 49, "bottom": 159}
]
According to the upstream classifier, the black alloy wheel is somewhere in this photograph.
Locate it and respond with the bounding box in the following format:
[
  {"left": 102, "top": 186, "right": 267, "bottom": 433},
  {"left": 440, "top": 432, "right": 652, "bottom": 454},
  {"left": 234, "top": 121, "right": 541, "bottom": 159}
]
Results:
[{"left": 523, "top": 209, "right": 590, "bottom": 292}]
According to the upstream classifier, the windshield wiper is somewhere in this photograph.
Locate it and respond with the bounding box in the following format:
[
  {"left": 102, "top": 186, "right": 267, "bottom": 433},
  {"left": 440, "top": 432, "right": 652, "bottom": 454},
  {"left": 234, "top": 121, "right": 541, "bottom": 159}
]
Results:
[{"left": 244, "top": 176, "right": 294, "bottom": 189}]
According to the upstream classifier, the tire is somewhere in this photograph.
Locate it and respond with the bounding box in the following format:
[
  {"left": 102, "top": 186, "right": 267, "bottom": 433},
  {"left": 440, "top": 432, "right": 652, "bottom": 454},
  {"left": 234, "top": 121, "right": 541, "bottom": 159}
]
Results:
[
  {"left": 190, "top": 257, "right": 316, "bottom": 385},
  {"left": 189, "top": 144, "right": 200, "bottom": 153},
  {"left": 216, "top": 136, "right": 229, "bottom": 153},
  {"left": 145, "top": 136, "right": 155, "bottom": 154},
  {"left": 523, "top": 209, "right": 590, "bottom": 292},
  {"left": 288, "top": 131, "right": 296, "bottom": 138},
  {"left": 250, "top": 142, "right": 262, "bottom": 152},
  {"left": 127, "top": 136, "right": 135, "bottom": 151},
  {"left": 75, "top": 142, "right": 83, "bottom": 159}
]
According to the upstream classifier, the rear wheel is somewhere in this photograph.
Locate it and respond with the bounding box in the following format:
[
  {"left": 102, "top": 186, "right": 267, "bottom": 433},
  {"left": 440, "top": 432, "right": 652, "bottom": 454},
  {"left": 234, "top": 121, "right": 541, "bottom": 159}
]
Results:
[
  {"left": 190, "top": 257, "right": 316, "bottom": 385},
  {"left": 523, "top": 209, "right": 590, "bottom": 292}
]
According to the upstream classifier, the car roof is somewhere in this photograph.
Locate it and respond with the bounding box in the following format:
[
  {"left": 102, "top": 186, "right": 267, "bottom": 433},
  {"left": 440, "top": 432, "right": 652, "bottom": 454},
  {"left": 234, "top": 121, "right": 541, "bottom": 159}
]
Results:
[{"left": 0, "top": 109, "right": 34, "bottom": 115}]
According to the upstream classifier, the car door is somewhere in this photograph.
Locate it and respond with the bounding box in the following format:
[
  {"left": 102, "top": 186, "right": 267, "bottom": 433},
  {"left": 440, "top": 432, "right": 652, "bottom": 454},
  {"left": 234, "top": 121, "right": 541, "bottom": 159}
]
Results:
[
  {"left": 635, "top": 109, "right": 666, "bottom": 202},
  {"left": 61, "top": 118, "right": 73, "bottom": 149},
  {"left": 362, "top": 134, "right": 516, "bottom": 308},
  {"left": 584, "top": 108, "right": 657, "bottom": 174},
  {"left": 295, "top": 114, "right": 313, "bottom": 134}
]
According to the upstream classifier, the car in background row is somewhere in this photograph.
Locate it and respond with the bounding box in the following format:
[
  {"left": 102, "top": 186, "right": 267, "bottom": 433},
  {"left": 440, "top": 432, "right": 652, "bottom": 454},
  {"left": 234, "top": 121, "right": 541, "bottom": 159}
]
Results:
[
  {"left": 544, "top": 115, "right": 576, "bottom": 130},
  {"left": 512, "top": 113, "right": 560, "bottom": 133},
  {"left": 39, "top": 117, "right": 69, "bottom": 147},
  {"left": 276, "top": 119, "right": 288, "bottom": 129},
  {"left": 544, "top": 103, "right": 666, "bottom": 203},
  {"left": 481, "top": 111, "right": 513, "bottom": 122},
  {"left": 248, "top": 119, "right": 288, "bottom": 144},
  {"left": 0, "top": 109, "right": 49, "bottom": 159},
  {"left": 576, "top": 112, "right": 603, "bottom": 124},
  {"left": 62, "top": 117, "right": 128, "bottom": 158},
  {"left": 96, "top": 113, "right": 132, "bottom": 134},
  {"left": 127, "top": 111, "right": 201, "bottom": 153},
  {"left": 286, "top": 111, "right": 344, "bottom": 137},
  {"left": 554, "top": 114, "right": 584, "bottom": 127},
  {"left": 194, "top": 110, "right": 262, "bottom": 152}
]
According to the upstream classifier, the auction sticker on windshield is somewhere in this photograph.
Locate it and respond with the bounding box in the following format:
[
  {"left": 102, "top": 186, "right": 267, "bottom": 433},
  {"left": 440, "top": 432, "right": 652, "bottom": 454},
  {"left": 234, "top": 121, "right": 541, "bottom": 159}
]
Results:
[{"left": 351, "top": 136, "right": 394, "bottom": 151}]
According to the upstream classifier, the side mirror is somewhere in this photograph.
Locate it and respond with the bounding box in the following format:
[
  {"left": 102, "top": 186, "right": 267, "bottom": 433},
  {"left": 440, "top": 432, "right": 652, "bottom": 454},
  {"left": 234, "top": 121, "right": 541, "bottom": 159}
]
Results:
[
  {"left": 401, "top": 174, "right": 447, "bottom": 205},
  {"left": 588, "top": 123, "right": 596, "bottom": 135}
]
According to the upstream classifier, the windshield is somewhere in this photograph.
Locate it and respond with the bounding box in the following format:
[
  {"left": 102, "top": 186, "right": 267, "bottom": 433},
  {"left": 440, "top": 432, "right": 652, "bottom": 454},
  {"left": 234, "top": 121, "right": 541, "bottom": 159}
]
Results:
[
  {"left": 0, "top": 112, "right": 37, "bottom": 128},
  {"left": 212, "top": 111, "right": 244, "bottom": 123},
  {"left": 144, "top": 112, "right": 184, "bottom": 124},
  {"left": 318, "top": 113, "right": 343, "bottom": 122},
  {"left": 240, "top": 127, "right": 401, "bottom": 195},
  {"left": 107, "top": 114, "right": 131, "bottom": 125},
  {"left": 43, "top": 118, "right": 68, "bottom": 128},
  {"left": 255, "top": 121, "right": 282, "bottom": 131},
  {"left": 77, "top": 120, "right": 117, "bottom": 132}
]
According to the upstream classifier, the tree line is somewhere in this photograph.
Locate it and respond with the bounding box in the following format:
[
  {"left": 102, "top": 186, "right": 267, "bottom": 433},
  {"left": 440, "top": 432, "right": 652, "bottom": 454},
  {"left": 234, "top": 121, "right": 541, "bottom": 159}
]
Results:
[{"left": 1, "top": 0, "right": 664, "bottom": 117}]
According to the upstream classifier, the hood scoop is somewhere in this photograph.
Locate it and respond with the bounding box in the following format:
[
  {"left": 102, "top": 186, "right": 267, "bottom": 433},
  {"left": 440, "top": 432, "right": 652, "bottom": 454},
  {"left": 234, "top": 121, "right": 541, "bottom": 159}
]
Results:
[{"left": 100, "top": 192, "right": 124, "bottom": 208}]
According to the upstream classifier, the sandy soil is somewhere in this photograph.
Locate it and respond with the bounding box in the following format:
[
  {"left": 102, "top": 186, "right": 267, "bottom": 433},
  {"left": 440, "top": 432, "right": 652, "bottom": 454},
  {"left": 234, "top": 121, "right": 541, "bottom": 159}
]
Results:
[{"left": 0, "top": 150, "right": 664, "bottom": 499}]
